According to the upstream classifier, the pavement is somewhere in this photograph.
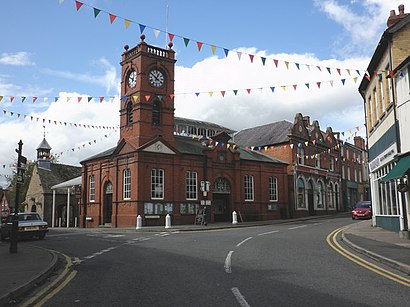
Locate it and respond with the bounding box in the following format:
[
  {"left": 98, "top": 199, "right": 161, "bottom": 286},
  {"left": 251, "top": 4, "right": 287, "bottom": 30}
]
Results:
[{"left": 1, "top": 215, "right": 410, "bottom": 305}]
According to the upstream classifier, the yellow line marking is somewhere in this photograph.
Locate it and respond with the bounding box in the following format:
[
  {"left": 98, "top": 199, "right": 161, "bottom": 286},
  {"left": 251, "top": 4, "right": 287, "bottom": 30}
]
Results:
[
  {"left": 20, "top": 251, "right": 75, "bottom": 307},
  {"left": 326, "top": 227, "right": 410, "bottom": 287},
  {"left": 34, "top": 270, "right": 77, "bottom": 307}
]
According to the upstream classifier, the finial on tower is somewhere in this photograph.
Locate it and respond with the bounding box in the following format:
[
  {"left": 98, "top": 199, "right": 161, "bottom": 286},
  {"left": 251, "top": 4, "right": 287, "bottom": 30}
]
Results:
[{"left": 140, "top": 34, "right": 146, "bottom": 42}]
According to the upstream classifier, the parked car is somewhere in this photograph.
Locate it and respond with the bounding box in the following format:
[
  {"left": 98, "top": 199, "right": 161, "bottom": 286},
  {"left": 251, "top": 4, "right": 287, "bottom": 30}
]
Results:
[
  {"left": 0, "top": 212, "right": 48, "bottom": 240},
  {"left": 352, "top": 201, "right": 372, "bottom": 220}
]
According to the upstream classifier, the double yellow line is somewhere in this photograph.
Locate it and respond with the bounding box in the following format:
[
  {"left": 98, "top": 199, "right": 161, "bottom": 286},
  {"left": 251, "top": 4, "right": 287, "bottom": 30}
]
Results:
[
  {"left": 327, "top": 227, "right": 410, "bottom": 287},
  {"left": 20, "top": 252, "right": 78, "bottom": 307}
]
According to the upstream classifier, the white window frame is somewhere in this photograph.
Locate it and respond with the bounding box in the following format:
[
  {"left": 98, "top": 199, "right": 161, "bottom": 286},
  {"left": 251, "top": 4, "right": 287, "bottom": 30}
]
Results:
[
  {"left": 186, "top": 171, "right": 197, "bottom": 200},
  {"left": 151, "top": 169, "right": 164, "bottom": 199},
  {"left": 269, "top": 177, "right": 278, "bottom": 202},
  {"left": 244, "top": 175, "right": 254, "bottom": 201},
  {"left": 89, "top": 175, "right": 95, "bottom": 202},
  {"left": 123, "top": 168, "right": 131, "bottom": 200}
]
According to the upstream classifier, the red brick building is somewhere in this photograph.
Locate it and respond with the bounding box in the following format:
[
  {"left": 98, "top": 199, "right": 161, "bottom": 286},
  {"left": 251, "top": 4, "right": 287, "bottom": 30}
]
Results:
[
  {"left": 234, "top": 113, "right": 342, "bottom": 218},
  {"left": 80, "top": 36, "right": 288, "bottom": 227}
]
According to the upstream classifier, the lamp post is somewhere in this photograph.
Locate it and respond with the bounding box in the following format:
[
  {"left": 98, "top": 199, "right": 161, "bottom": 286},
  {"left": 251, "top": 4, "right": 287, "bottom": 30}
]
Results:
[{"left": 10, "top": 140, "right": 24, "bottom": 254}]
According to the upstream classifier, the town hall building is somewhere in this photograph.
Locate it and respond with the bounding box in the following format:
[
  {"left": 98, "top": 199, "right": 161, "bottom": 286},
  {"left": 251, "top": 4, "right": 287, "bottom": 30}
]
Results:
[{"left": 80, "top": 36, "right": 289, "bottom": 228}]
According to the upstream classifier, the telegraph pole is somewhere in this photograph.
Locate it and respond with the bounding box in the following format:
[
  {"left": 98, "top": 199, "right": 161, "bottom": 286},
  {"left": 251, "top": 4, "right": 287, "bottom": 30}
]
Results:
[{"left": 10, "top": 140, "right": 25, "bottom": 254}]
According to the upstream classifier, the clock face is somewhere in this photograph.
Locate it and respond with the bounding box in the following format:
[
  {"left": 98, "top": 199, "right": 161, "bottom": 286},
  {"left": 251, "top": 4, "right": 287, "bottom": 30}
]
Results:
[
  {"left": 149, "top": 69, "right": 165, "bottom": 87},
  {"left": 128, "top": 70, "right": 137, "bottom": 88}
]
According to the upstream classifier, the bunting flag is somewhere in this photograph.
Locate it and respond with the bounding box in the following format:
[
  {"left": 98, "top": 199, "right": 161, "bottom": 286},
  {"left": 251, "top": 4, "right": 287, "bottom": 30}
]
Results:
[
  {"left": 61, "top": 0, "right": 373, "bottom": 76},
  {"left": 1, "top": 108, "right": 118, "bottom": 130}
]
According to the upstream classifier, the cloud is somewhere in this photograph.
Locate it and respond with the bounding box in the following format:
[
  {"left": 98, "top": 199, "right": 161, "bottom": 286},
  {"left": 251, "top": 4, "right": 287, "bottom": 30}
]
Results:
[
  {"left": 0, "top": 52, "right": 34, "bottom": 66},
  {"left": 314, "top": 0, "right": 406, "bottom": 56},
  {"left": 42, "top": 57, "right": 118, "bottom": 94}
]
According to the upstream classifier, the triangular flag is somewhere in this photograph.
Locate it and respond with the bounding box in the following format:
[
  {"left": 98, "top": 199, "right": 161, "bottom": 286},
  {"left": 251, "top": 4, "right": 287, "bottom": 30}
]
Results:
[
  {"left": 223, "top": 48, "right": 229, "bottom": 57},
  {"left": 329, "top": 80, "right": 334, "bottom": 87},
  {"left": 233, "top": 90, "right": 238, "bottom": 95},
  {"left": 208, "top": 92, "right": 213, "bottom": 97},
  {"left": 261, "top": 57, "right": 266, "bottom": 65},
  {"left": 305, "top": 141, "right": 308, "bottom": 147},
  {"left": 295, "top": 63, "right": 300, "bottom": 70},
  {"left": 99, "top": 96, "right": 104, "bottom": 102},
  {"left": 356, "top": 70, "right": 361, "bottom": 76},
  {"left": 221, "top": 91, "right": 225, "bottom": 97},
  {"left": 145, "top": 95, "right": 150, "bottom": 101},
  {"left": 139, "top": 24, "right": 146, "bottom": 34},
  {"left": 249, "top": 54, "right": 254, "bottom": 63},
  {"left": 346, "top": 69, "right": 351, "bottom": 75},
  {"left": 0, "top": 96, "right": 3, "bottom": 102},
  {"left": 168, "top": 33, "right": 174, "bottom": 42},
  {"left": 10, "top": 96, "right": 14, "bottom": 102},
  {"left": 133, "top": 95, "right": 138, "bottom": 103},
  {"left": 183, "top": 38, "right": 190, "bottom": 47},
  {"left": 109, "top": 14, "right": 117, "bottom": 24},
  {"left": 353, "top": 77, "right": 358, "bottom": 83},
  {"left": 281, "top": 86, "right": 286, "bottom": 91},
  {"left": 33, "top": 97, "right": 37, "bottom": 103},
  {"left": 75, "top": 1, "right": 83, "bottom": 11},
  {"left": 237, "top": 51, "right": 242, "bottom": 60},
  {"left": 317, "top": 66, "right": 322, "bottom": 71},
  {"left": 284, "top": 61, "right": 289, "bottom": 69},
  {"left": 326, "top": 67, "right": 331, "bottom": 74},
  {"left": 270, "top": 87, "right": 275, "bottom": 93},
  {"left": 78, "top": 97, "right": 82, "bottom": 103},
  {"left": 195, "top": 93, "right": 200, "bottom": 97},
  {"left": 210, "top": 45, "right": 216, "bottom": 55},
  {"left": 170, "top": 94, "right": 175, "bottom": 99},
  {"left": 316, "top": 82, "right": 321, "bottom": 88},
  {"left": 341, "top": 79, "right": 346, "bottom": 85},
  {"left": 337, "top": 68, "right": 341, "bottom": 75},
  {"left": 93, "top": 8, "right": 101, "bottom": 18},
  {"left": 246, "top": 89, "right": 251, "bottom": 94},
  {"left": 273, "top": 59, "right": 279, "bottom": 67},
  {"left": 21, "top": 97, "right": 26, "bottom": 102},
  {"left": 153, "top": 29, "right": 160, "bottom": 38},
  {"left": 293, "top": 84, "right": 297, "bottom": 91},
  {"left": 124, "top": 19, "right": 131, "bottom": 28},
  {"left": 88, "top": 97, "right": 93, "bottom": 102},
  {"left": 305, "top": 83, "right": 310, "bottom": 89}
]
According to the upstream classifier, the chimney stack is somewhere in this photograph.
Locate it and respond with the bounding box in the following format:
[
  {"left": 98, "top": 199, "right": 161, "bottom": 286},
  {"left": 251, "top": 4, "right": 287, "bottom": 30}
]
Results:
[{"left": 387, "top": 4, "right": 409, "bottom": 28}]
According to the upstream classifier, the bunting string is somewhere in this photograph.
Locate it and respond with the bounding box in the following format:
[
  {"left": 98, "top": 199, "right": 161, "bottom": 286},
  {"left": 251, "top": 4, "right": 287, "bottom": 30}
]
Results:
[
  {"left": 1, "top": 108, "right": 118, "bottom": 130},
  {"left": 59, "top": 0, "right": 376, "bottom": 75}
]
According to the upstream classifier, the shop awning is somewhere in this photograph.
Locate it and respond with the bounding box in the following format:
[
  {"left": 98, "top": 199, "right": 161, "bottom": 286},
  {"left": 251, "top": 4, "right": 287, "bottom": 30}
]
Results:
[{"left": 382, "top": 155, "right": 410, "bottom": 181}]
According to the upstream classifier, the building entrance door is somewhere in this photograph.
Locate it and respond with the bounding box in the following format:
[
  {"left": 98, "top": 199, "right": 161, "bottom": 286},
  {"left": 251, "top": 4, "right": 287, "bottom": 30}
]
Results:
[
  {"left": 308, "top": 180, "right": 315, "bottom": 216},
  {"left": 212, "top": 177, "right": 231, "bottom": 222},
  {"left": 104, "top": 181, "right": 113, "bottom": 224}
]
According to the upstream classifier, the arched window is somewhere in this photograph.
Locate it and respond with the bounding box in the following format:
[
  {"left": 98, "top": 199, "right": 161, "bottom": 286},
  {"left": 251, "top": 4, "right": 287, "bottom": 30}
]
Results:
[
  {"left": 317, "top": 181, "right": 325, "bottom": 208},
  {"left": 152, "top": 100, "right": 161, "bottom": 125},
  {"left": 297, "top": 178, "right": 305, "bottom": 208},
  {"left": 126, "top": 101, "right": 133, "bottom": 125}
]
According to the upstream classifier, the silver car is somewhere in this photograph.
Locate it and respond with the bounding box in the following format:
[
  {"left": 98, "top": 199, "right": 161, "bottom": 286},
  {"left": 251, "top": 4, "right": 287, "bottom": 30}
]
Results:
[{"left": 1, "top": 212, "right": 48, "bottom": 240}]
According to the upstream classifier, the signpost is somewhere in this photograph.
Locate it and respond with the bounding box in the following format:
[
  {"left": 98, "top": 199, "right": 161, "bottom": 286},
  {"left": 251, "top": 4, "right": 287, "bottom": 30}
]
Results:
[{"left": 10, "top": 140, "right": 25, "bottom": 254}]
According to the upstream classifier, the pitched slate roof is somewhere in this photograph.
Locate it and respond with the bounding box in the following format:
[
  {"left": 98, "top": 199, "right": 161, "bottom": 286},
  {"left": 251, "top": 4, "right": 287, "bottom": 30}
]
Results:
[
  {"left": 81, "top": 135, "right": 286, "bottom": 165},
  {"left": 233, "top": 120, "right": 293, "bottom": 147},
  {"left": 37, "top": 163, "right": 82, "bottom": 194},
  {"left": 175, "top": 117, "right": 236, "bottom": 134},
  {"left": 36, "top": 138, "right": 52, "bottom": 150}
]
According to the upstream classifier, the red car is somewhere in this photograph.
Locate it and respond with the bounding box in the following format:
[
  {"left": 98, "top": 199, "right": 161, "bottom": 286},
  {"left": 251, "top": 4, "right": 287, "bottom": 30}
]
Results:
[{"left": 352, "top": 201, "right": 372, "bottom": 220}]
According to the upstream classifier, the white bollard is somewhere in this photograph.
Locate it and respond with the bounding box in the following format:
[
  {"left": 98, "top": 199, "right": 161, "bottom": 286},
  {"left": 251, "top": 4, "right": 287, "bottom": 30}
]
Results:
[
  {"left": 136, "top": 215, "right": 142, "bottom": 230},
  {"left": 232, "top": 211, "right": 238, "bottom": 224},
  {"left": 165, "top": 214, "right": 171, "bottom": 229}
]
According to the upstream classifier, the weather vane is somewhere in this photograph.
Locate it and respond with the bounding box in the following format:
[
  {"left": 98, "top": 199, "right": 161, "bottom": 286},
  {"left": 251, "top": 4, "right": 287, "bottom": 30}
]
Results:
[{"left": 42, "top": 125, "right": 48, "bottom": 138}]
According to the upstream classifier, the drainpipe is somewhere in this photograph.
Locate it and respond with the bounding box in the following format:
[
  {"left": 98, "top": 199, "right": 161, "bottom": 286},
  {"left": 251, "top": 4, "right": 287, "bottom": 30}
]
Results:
[{"left": 82, "top": 166, "right": 88, "bottom": 228}]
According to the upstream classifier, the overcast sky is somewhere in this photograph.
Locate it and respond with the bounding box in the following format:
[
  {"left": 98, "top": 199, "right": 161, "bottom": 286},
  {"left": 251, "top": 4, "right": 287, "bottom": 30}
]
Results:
[{"left": 1, "top": 0, "right": 408, "bottom": 187}]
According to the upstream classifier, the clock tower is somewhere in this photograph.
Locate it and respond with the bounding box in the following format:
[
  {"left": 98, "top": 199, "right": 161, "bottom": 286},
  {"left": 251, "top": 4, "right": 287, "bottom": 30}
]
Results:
[{"left": 119, "top": 35, "right": 176, "bottom": 148}]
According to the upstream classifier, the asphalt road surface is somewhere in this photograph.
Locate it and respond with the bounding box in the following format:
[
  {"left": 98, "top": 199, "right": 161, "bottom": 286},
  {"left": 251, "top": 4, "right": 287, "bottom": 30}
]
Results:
[{"left": 19, "top": 216, "right": 410, "bottom": 306}]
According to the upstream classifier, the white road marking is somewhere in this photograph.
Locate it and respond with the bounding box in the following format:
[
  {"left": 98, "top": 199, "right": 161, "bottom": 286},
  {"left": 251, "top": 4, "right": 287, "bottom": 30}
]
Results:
[
  {"left": 231, "top": 287, "right": 251, "bottom": 307},
  {"left": 236, "top": 237, "right": 253, "bottom": 247},
  {"left": 83, "top": 246, "right": 117, "bottom": 260},
  {"left": 288, "top": 225, "right": 307, "bottom": 230},
  {"left": 225, "top": 251, "right": 234, "bottom": 273},
  {"left": 103, "top": 234, "right": 125, "bottom": 238},
  {"left": 257, "top": 230, "right": 279, "bottom": 236}
]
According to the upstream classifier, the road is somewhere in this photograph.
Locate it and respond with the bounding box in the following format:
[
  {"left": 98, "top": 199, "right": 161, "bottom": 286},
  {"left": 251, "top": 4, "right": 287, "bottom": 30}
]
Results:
[{"left": 18, "top": 216, "right": 410, "bottom": 306}]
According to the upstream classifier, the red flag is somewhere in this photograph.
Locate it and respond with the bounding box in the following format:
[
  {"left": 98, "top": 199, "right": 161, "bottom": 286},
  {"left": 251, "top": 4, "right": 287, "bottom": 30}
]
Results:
[
  {"left": 75, "top": 1, "right": 83, "bottom": 11},
  {"left": 109, "top": 14, "right": 117, "bottom": 24},
  {"left": 249, "top": 54, "right": 254, "bottom": 63},
  {"left": 99, "top": 97, "right": 104, "bottom": 102},
  {"left": 316, "top": 82, "right": 321, "bottom": 88},
  {"left": 274, "top": 59, "right": 279, "bottom": 67},
  {"left": 337, "top": 68, "right": 341, "bottom": 75},
  {"left": 168, "top": 33, "right": 174, "bottom": 42},
  {"left": 10, "top": 96, "right": 14, "bottom": 102},
  {"left": 293, "top": 84, "right": 297, "bottom": 90},
  {"left": 32, "top": 97, "right": 37, "bottom": 103},
  {"left": 196, "top": 41, "right": 203, "bottom": 51},
  {"left": 246, "top": 89, "right": 251, "bottom": 94},
  {"left": 221, "top": 91, "right": 225, "bottom": 97},
  {"left": 145, "top": 95, "right": 151, "bottom": 101},
  {"left": 169, "top": 94, "right": 175, "bottom": 99}
]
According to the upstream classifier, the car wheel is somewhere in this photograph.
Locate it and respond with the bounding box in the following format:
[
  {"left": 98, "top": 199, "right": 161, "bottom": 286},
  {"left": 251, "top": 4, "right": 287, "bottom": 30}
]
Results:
[{"left": 38, "top": 234, "right": 46, "bottom": 240}]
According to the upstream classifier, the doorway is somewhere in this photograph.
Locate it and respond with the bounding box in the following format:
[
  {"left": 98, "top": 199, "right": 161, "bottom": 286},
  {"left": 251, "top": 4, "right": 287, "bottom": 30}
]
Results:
[
  {"left": 212, "top": 177, "right": 231, "bottom": 222},
  {"left": 104, "top": 181, "right": 113, "bottom": 224},
  {"left": 307, "top": 180, "right": 315, "bottom": 216}
]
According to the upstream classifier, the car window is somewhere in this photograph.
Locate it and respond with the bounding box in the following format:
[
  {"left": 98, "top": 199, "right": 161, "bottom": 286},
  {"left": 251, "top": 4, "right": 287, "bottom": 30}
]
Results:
[
  {"left": 19, "top": 214, "right": 42, "bottom": 221},
  {"left": 356, "top": 203, "right": 371, "bottom": 209}
]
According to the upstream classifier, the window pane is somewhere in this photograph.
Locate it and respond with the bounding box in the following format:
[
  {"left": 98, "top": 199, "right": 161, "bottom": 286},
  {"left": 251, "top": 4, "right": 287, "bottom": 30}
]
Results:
[
  {"left": 186, "top": 171, "right": 197, "bottom": 200},
  {"left": 151, "top": 169, "right": 164, "bottom": 199}
]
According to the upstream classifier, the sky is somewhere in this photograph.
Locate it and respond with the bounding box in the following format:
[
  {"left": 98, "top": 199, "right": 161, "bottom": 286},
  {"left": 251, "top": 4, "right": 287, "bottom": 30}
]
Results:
[{"left": 1, "top": 0, "right": 409, "bottom": 187}]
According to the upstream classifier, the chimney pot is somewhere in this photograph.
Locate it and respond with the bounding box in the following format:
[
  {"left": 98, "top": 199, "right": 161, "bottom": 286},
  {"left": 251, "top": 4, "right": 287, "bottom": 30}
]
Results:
[
  {"left": 390, "top": 9, "right": 396, "bottom": 17},
  {"left": 398, "top": 4, "right": 404, "bottom": 15}
]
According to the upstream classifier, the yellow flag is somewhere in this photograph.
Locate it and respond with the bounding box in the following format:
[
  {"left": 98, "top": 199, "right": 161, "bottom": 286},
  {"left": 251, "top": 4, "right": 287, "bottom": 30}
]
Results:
[
  {"left": 284, "top": 61, "right": 289, "bottom": 69},
  {"left": 133, "top": 95, "right": 139, "bottom": 103},
  {"left": 353, "top": 77, "right": 358, "bottom": 83},
  {"left": 211, "top": 45, "right": 216, "bottom": 55},
  {"left": 124, "top": 19, "right": 131, "bottom": 29},
  {"left": 281, "top": 85, "right": 286, "bottom": 91},
  {"left": 209, "top": 92, "right": 214, "bottom": 97}
]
